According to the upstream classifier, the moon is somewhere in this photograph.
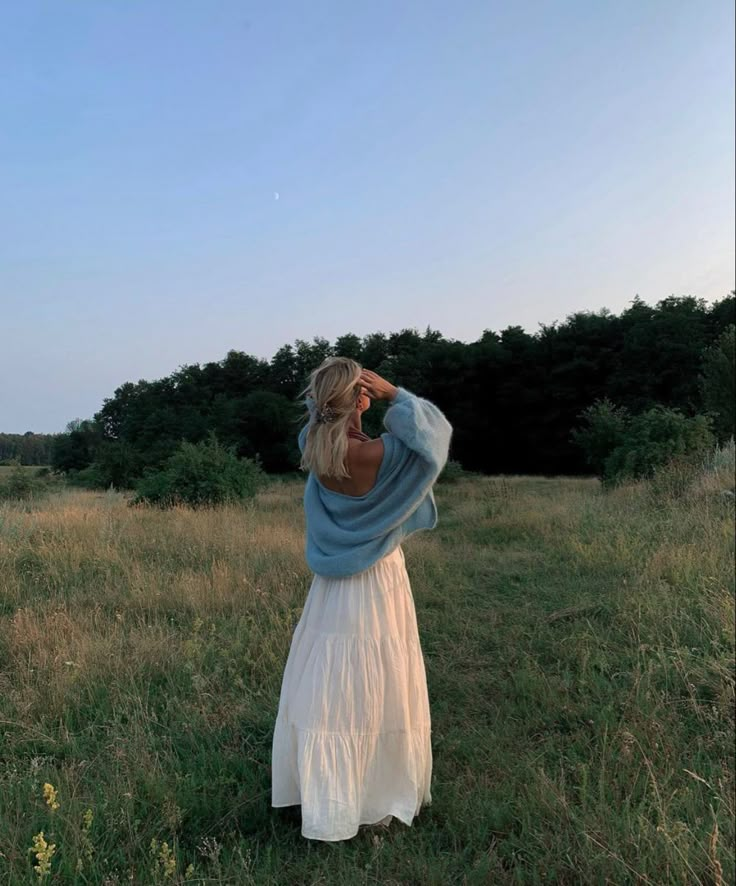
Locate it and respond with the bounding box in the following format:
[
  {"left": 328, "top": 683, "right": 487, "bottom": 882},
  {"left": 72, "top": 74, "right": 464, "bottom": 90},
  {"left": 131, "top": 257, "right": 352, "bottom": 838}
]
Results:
[{"left": 274, "top": 191, "right": 280, "bottom": 201}]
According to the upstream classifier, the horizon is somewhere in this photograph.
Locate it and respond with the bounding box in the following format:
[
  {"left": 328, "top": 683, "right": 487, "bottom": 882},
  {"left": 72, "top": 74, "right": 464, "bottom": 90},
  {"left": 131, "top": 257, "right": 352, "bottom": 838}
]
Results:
[{"left": 3, "top": 290, "right": 733, "bottom": 437}]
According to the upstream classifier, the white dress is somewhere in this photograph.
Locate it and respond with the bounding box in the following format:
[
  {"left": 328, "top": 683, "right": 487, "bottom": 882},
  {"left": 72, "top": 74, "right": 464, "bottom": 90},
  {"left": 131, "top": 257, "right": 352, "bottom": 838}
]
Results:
[{"left": 271, "top": 543, "right": 433, "bottom": 841}]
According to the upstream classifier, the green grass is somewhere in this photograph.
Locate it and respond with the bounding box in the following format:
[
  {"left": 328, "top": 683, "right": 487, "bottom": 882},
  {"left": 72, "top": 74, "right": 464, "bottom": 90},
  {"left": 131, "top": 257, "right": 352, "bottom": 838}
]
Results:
[{"left": 0, "top": 455, "right": 733, "bottom": 884}]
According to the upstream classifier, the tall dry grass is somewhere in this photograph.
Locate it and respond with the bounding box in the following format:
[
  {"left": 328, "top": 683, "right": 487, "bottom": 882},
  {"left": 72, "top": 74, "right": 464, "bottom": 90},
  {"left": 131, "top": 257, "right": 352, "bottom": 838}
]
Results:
[{"left": 0, "top": 449, "right": 733, "bottom": 884}]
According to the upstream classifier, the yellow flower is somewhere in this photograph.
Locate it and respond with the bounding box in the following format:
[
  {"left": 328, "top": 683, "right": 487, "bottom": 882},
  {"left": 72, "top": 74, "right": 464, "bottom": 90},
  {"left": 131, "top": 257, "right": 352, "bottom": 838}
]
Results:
[
  {"left": 42, "top": 783, "right": 59, "bottom": 812},
  {"left": 28, "top": 831, "right": 56, "bottom": 878},
  {"left": 150, "top": 838, "right": 177, "bottom": 880},
  {"left": 77, "top": 807, "right": 95, "bottom": 868}
]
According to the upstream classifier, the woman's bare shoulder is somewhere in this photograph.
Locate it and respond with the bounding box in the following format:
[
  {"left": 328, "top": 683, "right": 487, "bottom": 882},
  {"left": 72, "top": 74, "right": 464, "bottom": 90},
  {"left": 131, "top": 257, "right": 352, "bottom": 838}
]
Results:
[{"left": 350, "top": 436, "right": 385, "bottom": 467}]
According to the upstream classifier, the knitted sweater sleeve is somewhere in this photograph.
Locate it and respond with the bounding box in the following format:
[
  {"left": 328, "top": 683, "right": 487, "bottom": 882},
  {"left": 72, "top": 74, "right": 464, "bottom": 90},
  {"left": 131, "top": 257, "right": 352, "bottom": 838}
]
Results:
[{"left": 382, "top": 386, "right": 453, "bottom": 477}]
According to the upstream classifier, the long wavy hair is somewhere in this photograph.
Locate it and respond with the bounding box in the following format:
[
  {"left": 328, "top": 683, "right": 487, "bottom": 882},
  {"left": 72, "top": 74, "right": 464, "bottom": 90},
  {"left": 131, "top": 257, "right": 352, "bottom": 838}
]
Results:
[{"left": 298, "top": 356, "right": 363, "bottom": 479}]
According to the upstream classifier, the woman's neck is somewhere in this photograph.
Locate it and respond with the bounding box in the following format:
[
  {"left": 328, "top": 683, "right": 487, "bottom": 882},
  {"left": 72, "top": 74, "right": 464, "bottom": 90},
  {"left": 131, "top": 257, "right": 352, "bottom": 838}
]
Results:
[{"left": 347, "top": 418, "right": 370, "bottom": 441}]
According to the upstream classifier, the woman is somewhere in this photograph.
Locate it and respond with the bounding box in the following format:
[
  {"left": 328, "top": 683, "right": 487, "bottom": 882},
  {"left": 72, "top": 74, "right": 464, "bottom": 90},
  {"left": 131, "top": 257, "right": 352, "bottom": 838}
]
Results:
[{"left": 271, "top": 357, "right": 453, "bottom": 841}]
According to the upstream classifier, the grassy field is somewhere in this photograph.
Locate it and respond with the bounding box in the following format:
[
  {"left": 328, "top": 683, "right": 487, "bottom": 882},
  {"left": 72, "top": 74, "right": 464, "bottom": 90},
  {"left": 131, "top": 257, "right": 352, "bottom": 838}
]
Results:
[
  {"left": 0, "top": 466, "right": 49, "bottom": 476},
  {"left": 0, "top": 455, "right": 733, "bottom": 884}
]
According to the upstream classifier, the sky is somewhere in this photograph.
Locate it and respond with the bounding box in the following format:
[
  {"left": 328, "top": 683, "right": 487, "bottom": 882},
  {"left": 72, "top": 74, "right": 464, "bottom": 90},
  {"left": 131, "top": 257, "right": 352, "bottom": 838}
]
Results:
[{"left": 1, "top": 1, "right": 734, "bottom": 434}]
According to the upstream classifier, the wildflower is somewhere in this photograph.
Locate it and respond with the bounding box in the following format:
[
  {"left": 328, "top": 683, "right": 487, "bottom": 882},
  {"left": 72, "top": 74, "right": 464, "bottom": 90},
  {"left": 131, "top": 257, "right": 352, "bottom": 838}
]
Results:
[
  {"left": 28, "top": 831, "right": 56, "bottom": 879},
  {"left": 42, "top": 783, "right": 59, "bottom": 811},
  {"left": 76, "top": 807, "right": 95, "bottom": 872},
  {"left": 150, "top": 838, "right": 177, "bottom": 880},
  {"left": 620, "top": 730, "right": 635, "bottom": 758}
]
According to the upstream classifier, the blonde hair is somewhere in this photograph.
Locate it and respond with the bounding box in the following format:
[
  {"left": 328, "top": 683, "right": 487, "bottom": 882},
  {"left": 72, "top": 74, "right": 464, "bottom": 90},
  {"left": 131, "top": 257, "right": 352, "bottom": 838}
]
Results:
[{"left": 298, "top": 356, "right": 363, "bottom": 479}]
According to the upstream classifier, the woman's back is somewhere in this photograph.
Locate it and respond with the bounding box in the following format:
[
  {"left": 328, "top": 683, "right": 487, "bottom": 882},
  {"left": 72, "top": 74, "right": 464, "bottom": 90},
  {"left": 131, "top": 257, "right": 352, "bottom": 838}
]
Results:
[
  {"left": 316, "top": 436, "right": 385, "bottom": 497},
  {"left": 300, "top": 385, "right": 452, "bottom": 577}
]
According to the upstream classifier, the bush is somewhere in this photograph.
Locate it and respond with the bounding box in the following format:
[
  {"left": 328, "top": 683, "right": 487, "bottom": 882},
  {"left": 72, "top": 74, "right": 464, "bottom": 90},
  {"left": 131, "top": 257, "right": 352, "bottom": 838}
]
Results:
[
  {"left": 602, "top": 405, "right": 714, "bottom": 489},
  {"left": 0, "top": 463, "right": 63, "bottom": 502},
  {"left": 438, "top": 459, "right": 466, "bottom": 484},
  {"left": 66, "top": 462, "right": 111, "bottom": 490},
  {"left": 93, "top": 439, "right": 145, "bottom": 490},
  {"left": 572, "top": 398, "right": 716, "bottom": 489},
  {"left": 130, "top": 431, "right": 266, "bottom": 509},
  {"left": 61, "top": 440, "right": 151, "bottom": 491},
  {"left": 570, "top": 398, "right": 631, "bottom": 476}
]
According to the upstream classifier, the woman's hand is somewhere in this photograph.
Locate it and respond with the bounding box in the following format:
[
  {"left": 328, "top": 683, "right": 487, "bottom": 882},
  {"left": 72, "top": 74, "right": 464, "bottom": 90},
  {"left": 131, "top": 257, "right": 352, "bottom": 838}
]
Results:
[{"left": 359, "top": 369, "right": 398, "bottom": 402}]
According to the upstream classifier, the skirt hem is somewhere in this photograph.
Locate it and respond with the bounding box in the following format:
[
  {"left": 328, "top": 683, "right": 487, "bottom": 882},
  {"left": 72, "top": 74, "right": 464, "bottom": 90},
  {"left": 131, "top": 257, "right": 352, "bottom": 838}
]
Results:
[{"left": 270, "top": 804, "right": 432, "bottom": 842}]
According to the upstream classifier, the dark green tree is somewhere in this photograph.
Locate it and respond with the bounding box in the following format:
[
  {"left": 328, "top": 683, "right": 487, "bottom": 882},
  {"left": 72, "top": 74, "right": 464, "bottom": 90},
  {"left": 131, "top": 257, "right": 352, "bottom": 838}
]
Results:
[
  {"left": 51, "top": 419, "right": 101, "bottom": 472},
  {"left": 238, "top": 391, "right": 302, "bottom": 472},
  {"left": 37, "top": 291, "right": 735, "bottom": 484},
  {"left": 699, "top": 324, "right": 735, "bottom": 443}
]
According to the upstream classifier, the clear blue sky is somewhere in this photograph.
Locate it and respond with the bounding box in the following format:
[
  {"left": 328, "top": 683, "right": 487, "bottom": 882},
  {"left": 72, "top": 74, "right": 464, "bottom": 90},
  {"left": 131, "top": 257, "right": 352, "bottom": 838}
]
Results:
[{"left": 2, "top": 1, "right": 734, "bottom": 434}]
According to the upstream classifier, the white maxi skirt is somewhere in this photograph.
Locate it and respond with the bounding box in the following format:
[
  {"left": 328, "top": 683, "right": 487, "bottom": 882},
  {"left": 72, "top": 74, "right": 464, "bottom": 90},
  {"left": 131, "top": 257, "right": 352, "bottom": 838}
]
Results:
[{"left": 271, "top": 543, "right": 433, "bottom": 841}]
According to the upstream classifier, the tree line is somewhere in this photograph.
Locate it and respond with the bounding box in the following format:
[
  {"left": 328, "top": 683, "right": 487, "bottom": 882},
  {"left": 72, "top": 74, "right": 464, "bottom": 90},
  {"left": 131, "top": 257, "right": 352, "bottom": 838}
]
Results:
[{"left": 2, "top": 293, "right": 733, "bottom": 487}]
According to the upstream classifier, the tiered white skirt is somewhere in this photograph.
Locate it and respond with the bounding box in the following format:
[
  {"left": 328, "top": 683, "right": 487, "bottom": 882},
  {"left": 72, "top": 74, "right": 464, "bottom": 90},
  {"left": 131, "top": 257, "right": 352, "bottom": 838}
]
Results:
[{"left": 271, "top": 544, "right": 433, "bottom": 841}]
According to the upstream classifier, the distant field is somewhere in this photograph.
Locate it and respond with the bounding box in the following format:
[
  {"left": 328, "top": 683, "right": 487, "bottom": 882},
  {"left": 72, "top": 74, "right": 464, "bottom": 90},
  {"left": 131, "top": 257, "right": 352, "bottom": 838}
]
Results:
[
  {"left": 0, "top": 464, "right": 733, "bottom": 884},
  {"left": 0, "top": 465, "right": 49, "bottom": 474}
]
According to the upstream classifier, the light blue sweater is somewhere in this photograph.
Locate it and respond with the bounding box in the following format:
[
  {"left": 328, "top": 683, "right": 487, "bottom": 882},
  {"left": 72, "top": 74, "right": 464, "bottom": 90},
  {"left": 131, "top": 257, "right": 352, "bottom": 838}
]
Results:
[{"left": 298, "top": 386, "right": 453, "bottom": 577}]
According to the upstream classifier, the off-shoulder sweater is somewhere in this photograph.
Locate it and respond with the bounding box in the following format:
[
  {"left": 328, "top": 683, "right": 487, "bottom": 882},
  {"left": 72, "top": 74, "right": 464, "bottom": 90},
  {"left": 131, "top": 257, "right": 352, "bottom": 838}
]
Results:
[{"left": 297, "top": 386, "right": 453, "bottom": 577}]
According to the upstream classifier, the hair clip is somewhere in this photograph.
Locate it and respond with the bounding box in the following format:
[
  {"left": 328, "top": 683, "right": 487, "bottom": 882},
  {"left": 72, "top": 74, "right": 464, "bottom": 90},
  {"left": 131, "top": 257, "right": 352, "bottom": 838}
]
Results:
[{"left": 315, "top": 405, "right": 337, "bottom": 424}]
